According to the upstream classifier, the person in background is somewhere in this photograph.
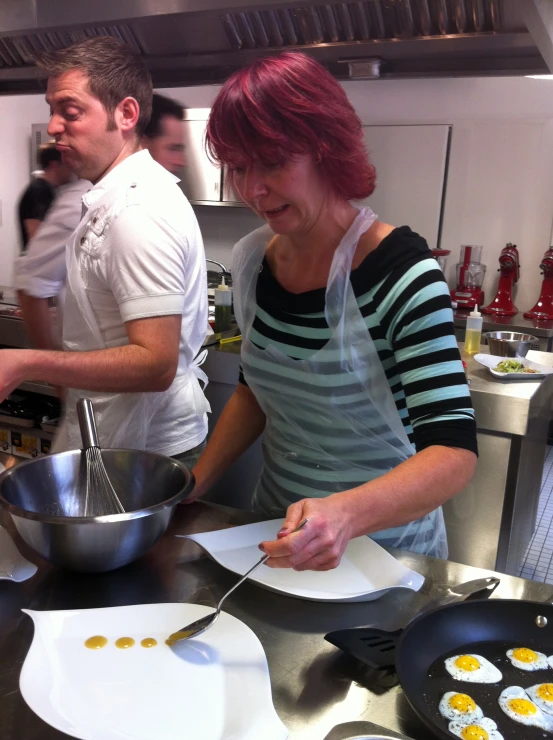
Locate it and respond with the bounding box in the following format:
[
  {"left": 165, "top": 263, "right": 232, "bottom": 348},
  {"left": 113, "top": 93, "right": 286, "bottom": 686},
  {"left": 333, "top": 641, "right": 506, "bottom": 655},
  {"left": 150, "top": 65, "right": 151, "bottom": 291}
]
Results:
[
  {"left": 142, "top": 93, "right": 186, "bottom": 175},
  {"left": 13, "top": 178, "right": 91, "bottom": 350},
  {"left": 17, "top": 143, "right": 72, "bottom": 251},
  {"left": 14, "top": 93, "right": 187, "bottom": 353},
  {"left": 0, "top": 36, "right": 209, "bottom": 468},
  {"left": 188, "top": 52, "right": 478, "bottom": 570}
]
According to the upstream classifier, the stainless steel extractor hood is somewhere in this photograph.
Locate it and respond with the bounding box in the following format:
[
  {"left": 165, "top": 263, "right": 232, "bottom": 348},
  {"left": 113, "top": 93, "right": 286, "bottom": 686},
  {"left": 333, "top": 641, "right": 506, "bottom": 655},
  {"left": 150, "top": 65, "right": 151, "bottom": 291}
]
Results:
[{"left": 0, "top": 0, "right": 551, "bottom": 93}]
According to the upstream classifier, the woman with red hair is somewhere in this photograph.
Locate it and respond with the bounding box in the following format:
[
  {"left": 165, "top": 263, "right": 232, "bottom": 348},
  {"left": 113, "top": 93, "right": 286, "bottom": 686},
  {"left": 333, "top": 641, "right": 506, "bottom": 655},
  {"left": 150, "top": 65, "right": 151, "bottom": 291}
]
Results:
[{"left": 190, "top": 52, "right": 477, "bottom": 570}]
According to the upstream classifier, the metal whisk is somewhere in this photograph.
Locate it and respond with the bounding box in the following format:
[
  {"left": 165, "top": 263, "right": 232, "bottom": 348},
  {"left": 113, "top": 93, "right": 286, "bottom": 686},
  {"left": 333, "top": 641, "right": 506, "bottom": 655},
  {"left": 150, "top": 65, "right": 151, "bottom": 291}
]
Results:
[{"left": 77, "top": 398, "right": 125, "bottom": 517}]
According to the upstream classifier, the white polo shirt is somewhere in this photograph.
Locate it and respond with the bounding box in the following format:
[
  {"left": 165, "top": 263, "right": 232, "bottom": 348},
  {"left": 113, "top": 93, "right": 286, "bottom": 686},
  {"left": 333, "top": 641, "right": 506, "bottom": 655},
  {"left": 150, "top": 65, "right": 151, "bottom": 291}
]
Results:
[{"left": 63, "top": 150, "right": 209, "bottom": 456}]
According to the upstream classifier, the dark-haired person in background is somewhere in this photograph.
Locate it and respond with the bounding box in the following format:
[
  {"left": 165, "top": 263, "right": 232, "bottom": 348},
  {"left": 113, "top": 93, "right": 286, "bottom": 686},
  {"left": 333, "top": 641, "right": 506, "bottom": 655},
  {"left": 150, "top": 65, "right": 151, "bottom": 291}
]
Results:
[
  {"left": 188, "top": 52, "right": 478, "bottom": 570},
  {"left": 1, "top": 37, "right": 209, "bottom": 465},
  {"left": 142, "top": 93, "right": 186, "bottom": 175},
  {"left": 17, "top": 142, "right": 72, "bottom": 252}
]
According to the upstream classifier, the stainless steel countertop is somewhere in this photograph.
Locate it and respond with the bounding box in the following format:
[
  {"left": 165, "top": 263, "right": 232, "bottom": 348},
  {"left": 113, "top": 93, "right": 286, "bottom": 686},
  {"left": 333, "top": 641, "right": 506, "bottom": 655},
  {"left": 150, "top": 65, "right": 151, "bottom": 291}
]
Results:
[
  {"left": 454, "top": 310, "right": 553, "bottom": 338},
  {"left": 0, "top": 501, "right": 551, "bottom": 740},
  {"left": 462, "top": 346, "right": 553, "bottom": 435}
]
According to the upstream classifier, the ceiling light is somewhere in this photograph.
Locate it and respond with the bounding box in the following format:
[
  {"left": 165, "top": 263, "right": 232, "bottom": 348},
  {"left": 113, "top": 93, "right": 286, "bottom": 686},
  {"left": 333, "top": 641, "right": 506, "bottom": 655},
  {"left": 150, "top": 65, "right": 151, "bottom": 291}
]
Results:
[{"left": 525, "top": 74, "right": 553, "bottom": 79}]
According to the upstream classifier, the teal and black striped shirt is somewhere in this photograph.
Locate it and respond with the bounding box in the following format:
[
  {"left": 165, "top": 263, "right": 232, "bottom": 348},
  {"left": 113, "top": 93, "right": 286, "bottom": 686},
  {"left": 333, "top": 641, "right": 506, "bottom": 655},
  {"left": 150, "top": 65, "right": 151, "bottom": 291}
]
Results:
[{"left": 240, "top": 226, "right": 477, "bottom": 456}]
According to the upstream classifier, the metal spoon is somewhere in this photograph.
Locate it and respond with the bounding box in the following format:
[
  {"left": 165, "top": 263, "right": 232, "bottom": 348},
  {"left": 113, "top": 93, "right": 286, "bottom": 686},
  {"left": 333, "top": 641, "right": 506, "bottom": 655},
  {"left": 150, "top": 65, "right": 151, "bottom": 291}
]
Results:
[{"left": 167, "top": 518, "right": 309, "bottom": 645}]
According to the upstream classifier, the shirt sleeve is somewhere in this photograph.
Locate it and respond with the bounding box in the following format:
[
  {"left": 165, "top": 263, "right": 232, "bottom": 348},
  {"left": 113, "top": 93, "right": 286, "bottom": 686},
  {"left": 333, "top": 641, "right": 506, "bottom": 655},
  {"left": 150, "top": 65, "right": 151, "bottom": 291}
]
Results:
[
  {"left": 103, "top": 205, "right": 189, "bottom": 322},
  {"left": 380, "top": 258, "right": 478, "bottom": 455}
]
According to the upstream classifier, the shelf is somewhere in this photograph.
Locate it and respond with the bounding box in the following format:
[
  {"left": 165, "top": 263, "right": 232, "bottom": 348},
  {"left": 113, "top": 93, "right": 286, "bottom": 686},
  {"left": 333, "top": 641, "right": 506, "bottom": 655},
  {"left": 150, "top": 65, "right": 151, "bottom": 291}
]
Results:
[
  {"left": 18, "top": 381, "right": 58, "bottom": 398},
  {"left": 190, "top": 200, "right": 247, "bottom": 208}
]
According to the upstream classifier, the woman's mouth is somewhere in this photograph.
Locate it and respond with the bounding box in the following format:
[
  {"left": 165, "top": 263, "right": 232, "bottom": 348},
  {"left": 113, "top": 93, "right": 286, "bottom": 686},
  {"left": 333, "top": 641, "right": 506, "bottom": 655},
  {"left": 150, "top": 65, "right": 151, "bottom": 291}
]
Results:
[{"left": 264, "top": 205, "right": 289, "bottom": 216}]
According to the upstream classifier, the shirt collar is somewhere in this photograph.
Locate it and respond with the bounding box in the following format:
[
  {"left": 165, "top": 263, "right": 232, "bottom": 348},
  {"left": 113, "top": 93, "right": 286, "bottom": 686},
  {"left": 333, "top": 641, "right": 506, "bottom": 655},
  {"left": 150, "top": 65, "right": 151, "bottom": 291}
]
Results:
[{"left": 81, "top": 150, "right": 179, "bottom": 210}]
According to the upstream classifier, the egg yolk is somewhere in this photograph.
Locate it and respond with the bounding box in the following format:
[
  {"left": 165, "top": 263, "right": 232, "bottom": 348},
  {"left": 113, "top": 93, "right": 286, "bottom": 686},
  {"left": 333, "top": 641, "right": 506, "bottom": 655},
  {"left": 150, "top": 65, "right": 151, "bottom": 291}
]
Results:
[
  {"left": 448, "top": 693, "right": 477, "bottom": 713},
  {"left": 454, "top": 655, "right": 481, "bottom": 672},
  {"left": 512, "top": 647, "right": 538, "bottom": 663},
  {"left": 537, "top": 684, "right": 553, "bottom": 702},
  {"left": 508, "top": 698, "right": 537, "bottom": 716},
  {"left": 460, "top": 726, "right": 488, "bottom": 740}
]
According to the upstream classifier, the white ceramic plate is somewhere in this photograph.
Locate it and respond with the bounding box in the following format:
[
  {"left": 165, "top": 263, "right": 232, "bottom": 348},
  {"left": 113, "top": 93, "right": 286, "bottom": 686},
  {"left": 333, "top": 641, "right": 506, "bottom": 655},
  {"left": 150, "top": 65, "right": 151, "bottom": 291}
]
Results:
[
  {"left": 474, "top": 353, "right": 553, "bottom": 380},
  {"left": 0, "top": 525, "right": 37, "bottom": 581},
  {"left": 179, "top": 520, "right": 424, "bottom": 603},
  {"left": 20, "top": 603, "right": 288, "bottom": 740}
]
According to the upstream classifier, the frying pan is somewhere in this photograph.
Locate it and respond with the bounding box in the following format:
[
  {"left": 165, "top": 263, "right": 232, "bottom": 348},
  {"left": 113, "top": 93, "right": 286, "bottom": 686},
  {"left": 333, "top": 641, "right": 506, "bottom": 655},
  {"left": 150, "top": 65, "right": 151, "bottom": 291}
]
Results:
[{"left": 327, "top": 598, "right": 553, "bottom": 740}]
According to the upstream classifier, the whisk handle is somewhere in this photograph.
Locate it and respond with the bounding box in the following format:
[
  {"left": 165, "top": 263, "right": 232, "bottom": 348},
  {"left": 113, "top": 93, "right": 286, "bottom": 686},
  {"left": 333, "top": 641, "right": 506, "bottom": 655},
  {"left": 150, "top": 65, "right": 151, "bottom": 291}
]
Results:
[{"left": 77, "top": 398, "right": 99, "bottom": 450}]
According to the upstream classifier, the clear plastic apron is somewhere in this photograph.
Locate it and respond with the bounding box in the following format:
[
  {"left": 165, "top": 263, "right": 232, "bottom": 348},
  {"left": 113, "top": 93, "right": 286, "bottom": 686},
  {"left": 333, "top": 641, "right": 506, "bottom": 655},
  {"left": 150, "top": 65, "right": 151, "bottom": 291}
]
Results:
[
  {"left": 233, "top": 207, "right": 447, "bottom": 558},
  {"left": 52, "top": 207, "right": 209, "bottom": 453}
]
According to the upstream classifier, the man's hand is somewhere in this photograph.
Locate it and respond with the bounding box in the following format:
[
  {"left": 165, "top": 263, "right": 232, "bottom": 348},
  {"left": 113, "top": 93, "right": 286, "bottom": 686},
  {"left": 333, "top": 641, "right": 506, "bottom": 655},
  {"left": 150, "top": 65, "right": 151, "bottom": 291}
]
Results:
[
  {"left": 0, "top": 350, "right": 27, "bottom": 402},
  {"left": 259, "top": 494, "right": 355, "bottom": 572}
]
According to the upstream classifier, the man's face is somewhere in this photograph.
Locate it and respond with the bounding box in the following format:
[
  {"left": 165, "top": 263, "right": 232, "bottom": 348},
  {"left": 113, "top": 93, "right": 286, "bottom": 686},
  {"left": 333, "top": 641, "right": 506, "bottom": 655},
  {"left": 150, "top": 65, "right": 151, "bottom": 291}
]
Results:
[
  {"left": 145, "top": 115, "right": 185, "bottom": 174},
  {"left": 46, "top": 70, "right": 127, "bottom": 183}
]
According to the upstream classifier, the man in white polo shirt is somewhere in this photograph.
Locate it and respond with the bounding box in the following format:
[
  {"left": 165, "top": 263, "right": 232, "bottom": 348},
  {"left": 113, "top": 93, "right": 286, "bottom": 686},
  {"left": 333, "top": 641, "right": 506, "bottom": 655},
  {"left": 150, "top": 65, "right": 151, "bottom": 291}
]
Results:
[{"left": 0, "top": 36, "right": 209, "bottom": 463}]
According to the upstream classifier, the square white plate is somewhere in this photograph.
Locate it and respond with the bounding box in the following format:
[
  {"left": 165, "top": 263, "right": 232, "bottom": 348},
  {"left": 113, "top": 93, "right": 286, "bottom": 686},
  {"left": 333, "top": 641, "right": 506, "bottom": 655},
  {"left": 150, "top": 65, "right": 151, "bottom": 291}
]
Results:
[
  {"left": 179, "top": 520, "right": 424, "bottom": 603},
  {"left": 20, "top": 603, "right": 288, "bottom": 740},
  {"left": 0, "top": 524, "right": 37, "bottom": 581},
  {"left": 474, "top": 353, "right": 553, "bottom": 380}
]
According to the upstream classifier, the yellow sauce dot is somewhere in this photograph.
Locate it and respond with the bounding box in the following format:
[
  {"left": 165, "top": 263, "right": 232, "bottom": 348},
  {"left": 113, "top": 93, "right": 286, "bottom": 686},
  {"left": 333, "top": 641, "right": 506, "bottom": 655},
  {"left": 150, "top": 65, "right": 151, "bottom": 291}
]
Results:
[
  {"left": 115, "top": 636, "right": 135, "bottom": 649},
  {"left": 165, "top": 629, "right": 194, "bottom": 646},
  {"left": 454, "top": 655, "right": 480, "bottom": 672},
  {"left": 508, "top": 698, "right": 537, "bottom": 716},
  {"left": 448, "top": 693, "right": 477, "bottom": 713},
  {"left": 460, "top": 726, "right": 489, "bottom": 740},
  {"left": 141, "top": 637, "right": 157, "bottom": 648},
  {"left": 84, "top": 635, "right": 108, "bottom": 650},
  {"left": 512, "top": 647, "right": 538, "bottom": 663}
]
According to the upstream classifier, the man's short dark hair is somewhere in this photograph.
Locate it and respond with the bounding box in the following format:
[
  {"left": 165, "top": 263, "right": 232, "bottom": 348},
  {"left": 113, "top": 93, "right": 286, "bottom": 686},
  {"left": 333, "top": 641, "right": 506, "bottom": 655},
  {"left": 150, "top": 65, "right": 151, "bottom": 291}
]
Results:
[
  {"left": 35, "top": 36, "right": 153, "bottom": 138},
  {"left": 144, "top": 94, "right": 185, "bottom": 139},
  {"left": 38, "top": 143, "right": 62, "bottom": 170}
]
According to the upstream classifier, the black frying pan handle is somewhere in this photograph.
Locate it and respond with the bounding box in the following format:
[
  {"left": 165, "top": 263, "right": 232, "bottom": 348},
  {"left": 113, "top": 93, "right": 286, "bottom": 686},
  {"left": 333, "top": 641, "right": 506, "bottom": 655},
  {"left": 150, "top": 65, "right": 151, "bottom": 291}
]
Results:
[{"left": 325, "top": 627, "right": 402, "bottom": 670}]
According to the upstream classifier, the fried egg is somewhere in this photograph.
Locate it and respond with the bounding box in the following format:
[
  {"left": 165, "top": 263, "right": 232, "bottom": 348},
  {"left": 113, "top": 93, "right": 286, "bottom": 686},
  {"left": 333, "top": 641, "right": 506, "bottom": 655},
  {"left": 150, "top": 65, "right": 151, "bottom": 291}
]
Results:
[
  {"left": 444, "top": 654, "right": 502, "bottom": 683},
  {"left": 449, "top": 716, "right": 504, "bottom": 740},
  {"left": 439, "top": 692, "right": 483, "bottom": 723},
  {"left": 526, "top": 683, "right": 553, "bottom": 715},
  {"left": 507, "top": 647, "right": 549, "bottom": 671},
  {"left": 498, "top": 686, "right": 553, "bottom": 730}
]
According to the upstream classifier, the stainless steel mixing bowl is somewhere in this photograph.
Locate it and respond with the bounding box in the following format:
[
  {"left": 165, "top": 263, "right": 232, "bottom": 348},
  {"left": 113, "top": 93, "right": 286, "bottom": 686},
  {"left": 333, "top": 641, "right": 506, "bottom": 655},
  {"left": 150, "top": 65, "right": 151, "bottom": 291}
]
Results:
[
  {"left": 0, "top": 449, "right": 194, "bottom": 572},
  {"left": 483, "top": 331, "right": 538, "bottom": 358}
]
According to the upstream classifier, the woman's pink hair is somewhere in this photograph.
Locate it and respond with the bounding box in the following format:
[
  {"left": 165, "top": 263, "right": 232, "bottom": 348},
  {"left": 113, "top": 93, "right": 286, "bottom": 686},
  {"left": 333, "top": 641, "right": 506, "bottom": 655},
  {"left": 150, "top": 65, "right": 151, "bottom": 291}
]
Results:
[{"left": 206, "top": 52, "right": 376, "bottom": 201}]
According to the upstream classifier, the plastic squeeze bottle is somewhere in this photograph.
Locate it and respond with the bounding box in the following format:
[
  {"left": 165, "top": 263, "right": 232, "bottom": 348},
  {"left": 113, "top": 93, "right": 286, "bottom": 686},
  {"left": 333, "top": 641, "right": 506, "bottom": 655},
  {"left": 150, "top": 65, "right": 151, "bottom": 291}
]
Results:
[
  {"left": 214, "top": 275, "right": 233, "bottom": 333},
  {"left": 464, "top": 305, "right": 482, "bottom": 355}
]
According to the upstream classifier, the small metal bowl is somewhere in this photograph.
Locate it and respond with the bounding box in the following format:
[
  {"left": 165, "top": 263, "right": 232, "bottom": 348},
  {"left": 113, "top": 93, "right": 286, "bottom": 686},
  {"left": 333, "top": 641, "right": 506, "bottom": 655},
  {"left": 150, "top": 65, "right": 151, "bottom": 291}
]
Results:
[
  {"left": 0, "top": 449, "right": 194, "bottom": 572},
  {"left": 483, "top": 331, "right": 538, "bottom": 358}
]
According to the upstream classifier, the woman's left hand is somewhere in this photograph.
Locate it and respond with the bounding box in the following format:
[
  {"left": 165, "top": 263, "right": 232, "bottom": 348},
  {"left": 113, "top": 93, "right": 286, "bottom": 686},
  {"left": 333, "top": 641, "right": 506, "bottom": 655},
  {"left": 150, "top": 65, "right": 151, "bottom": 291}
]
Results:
[{"left": 259, "top": 495, "right": 354, "bottom": 571}]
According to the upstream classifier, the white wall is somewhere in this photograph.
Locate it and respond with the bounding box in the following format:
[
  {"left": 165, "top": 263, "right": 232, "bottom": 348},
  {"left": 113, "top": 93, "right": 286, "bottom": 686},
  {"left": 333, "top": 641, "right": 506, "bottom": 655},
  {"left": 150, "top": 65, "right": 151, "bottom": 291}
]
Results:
[
  {"left": 2, "top": 77, "right": 553, "bottom": 315},
  {"left": 0, "top": 94, "right": 50, "bottom": 286}
]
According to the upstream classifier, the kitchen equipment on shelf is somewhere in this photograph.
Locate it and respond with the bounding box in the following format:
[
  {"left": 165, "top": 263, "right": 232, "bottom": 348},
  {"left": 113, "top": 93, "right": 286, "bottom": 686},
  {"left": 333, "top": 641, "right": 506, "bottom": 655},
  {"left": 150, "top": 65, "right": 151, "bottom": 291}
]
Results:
[
  {"left": 432, "top": 248, "right": 450, "bottom": 273},
  {"left": 483, "top": 330, "right": 538, "bottom": 358},
  {"left": 0, "top": 449, "right": 194, "bottom": 572},
  {"left": 482, "top": 241, "right": 520, "bottom": 316},
  {"left": 464, "top": 304, "right": 482, "bottom": 355},
  {"left": 77, "top": 398, "right": 125, "bottom": 517},
  {"left": 450, "top": 245, "right": 486, "bottom": 310},
  {"left": 179, "top": 518, "right": 424, "bottom": 603},
  {"left": 524, "top": 246, "right": 553, "bottom": 320},
  {"left": 168, "top": 518, "right": 309, "bottom": 644}
]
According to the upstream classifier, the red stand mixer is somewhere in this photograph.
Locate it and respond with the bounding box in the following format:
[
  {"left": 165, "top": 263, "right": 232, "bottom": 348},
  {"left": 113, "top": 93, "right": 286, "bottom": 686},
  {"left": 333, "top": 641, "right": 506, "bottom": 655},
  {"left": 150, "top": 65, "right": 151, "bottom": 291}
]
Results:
[
  {"left": 524, "top": 246, "right": 553, "bottom": 320},
  {"left": 450, "top": 245, "right": 486, "bottom": 310},
  {"left": 481, "top": 243, "right": 520, "bottom": 317}
]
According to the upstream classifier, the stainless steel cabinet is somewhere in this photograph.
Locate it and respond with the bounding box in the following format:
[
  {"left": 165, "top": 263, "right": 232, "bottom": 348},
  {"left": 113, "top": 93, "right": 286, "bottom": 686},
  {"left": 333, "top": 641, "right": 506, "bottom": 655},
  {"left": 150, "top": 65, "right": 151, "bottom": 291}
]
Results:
[{"left": 180, "top": 109, "right": 243, "bottom": 206}]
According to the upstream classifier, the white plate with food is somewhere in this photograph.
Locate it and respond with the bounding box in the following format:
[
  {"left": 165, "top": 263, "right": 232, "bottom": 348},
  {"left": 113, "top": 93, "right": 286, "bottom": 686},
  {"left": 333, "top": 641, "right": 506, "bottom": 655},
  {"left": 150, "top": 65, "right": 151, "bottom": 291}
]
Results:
[
  {"left": 474, "top": 353, "right": 553, "bottom": 380},
  {"left": 20, "top": 603, "right": 288, "bottom": 740},
  {"left": 179, "top": 519, "right": 424, "bottom": 603}
]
